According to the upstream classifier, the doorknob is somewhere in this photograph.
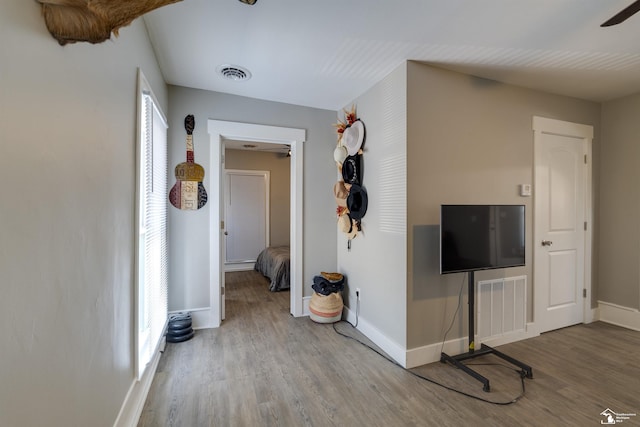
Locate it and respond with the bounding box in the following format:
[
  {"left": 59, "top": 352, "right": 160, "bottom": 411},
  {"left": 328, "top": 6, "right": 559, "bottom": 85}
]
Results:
[
  {"left": 541, "top": 240, "right": 553, "bottom": 247},
  {"left": 224, "top": 231, "right": 228, "bottom": 236}
]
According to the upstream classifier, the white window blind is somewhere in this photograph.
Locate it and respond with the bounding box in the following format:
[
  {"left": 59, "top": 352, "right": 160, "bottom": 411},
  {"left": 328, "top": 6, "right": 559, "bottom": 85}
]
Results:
[{"left": 136, "top": 71, "right": 168, "bottom": 379}]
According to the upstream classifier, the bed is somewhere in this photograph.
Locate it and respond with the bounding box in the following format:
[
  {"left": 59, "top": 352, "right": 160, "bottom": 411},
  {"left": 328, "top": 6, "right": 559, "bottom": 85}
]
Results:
[{"left": 255, "top": 246, "right": 290, "bottom": 291}]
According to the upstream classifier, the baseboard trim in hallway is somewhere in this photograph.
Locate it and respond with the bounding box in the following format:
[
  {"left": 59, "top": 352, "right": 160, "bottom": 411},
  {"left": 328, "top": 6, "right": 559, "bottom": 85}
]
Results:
[{"left": 114, "top": 341, "right": 164, "bottom": 427}]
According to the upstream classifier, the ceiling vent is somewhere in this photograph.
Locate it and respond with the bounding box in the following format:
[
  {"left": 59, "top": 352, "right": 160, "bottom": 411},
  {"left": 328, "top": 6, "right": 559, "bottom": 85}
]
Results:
[{"left": 216, "top": 64, "right": 252, "bottom": 81}]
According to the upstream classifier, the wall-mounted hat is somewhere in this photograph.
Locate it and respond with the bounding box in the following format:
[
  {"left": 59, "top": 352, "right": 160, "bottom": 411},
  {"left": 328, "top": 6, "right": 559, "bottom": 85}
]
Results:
[
  {"left": 342, "top": 120, "right": 365, "bottom": 156},
  {"left": 333, "top": 180, "right": 349, "bottom": 207},
  {"left": 333, "top": 145, "right": 348, "bottom": 165},
  {"left": 347, "top": 184, "right": 368, "bottom": 220},
  {"left": 321, "top": 272, "right": 344, "bottom": 282},
  {"left": 342, "top": 154, "right": 362, "bottom": 185},
  {"left": 338, "top": 212, "right": 358, "bottom": 240}
]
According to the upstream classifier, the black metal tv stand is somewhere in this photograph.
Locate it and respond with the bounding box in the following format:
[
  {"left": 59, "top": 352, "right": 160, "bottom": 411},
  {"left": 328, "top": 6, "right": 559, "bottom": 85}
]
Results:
[{"left": 439, "top": 271, "right": 533, "bottom": 392}]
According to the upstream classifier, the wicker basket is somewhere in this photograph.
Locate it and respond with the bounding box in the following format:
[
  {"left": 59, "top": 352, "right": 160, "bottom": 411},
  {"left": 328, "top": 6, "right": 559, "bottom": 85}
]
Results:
[{"left": 309, "top": 291, "right": 343, "bottom": 323}]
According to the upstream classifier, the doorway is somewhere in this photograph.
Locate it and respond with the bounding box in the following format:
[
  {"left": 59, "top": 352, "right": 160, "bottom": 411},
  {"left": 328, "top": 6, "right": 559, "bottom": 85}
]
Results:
[
  {"left": 208, "top": 120, "right": 305, "bottom": 326},
  {"left": 533, "top": 116, "right": 593, "bottom": 333}
]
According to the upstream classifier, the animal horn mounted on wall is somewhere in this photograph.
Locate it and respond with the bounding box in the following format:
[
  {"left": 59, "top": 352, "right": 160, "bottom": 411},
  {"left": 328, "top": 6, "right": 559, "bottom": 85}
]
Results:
[{"left": 35, "top": 0, "right": 182, "bottom": 46}]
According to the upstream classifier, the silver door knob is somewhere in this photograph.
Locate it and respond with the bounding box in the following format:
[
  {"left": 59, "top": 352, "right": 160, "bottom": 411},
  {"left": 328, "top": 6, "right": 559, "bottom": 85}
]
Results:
[{"left": 541, "top": 240, "right": 553, "bottom": 247}]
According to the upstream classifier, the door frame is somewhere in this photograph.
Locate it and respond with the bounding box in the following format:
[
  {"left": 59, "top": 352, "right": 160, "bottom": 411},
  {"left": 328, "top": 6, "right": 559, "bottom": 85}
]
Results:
[
  {"left": 532, "top": 116, "right": 595, "bottom": 330},
  {"left": 208, "top": 120, "right": 305, "bottom": 326},
  {"left": 224, "top": 169, "right": 271, "bottom": 269}
]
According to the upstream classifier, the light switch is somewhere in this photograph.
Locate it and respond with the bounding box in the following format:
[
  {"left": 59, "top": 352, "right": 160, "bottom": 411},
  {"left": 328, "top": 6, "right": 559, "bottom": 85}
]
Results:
[{"left": 519, "top": 184, "right": 532, "bottom": 197}]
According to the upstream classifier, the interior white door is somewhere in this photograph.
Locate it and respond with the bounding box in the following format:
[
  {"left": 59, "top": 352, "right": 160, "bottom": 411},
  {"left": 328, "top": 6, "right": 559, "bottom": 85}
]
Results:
[
  {"left": 533, "top": 117, "right": 592, "bottom": 333},
  {"left": 224, "top": 170, "right": 269, "bottom": 264}
]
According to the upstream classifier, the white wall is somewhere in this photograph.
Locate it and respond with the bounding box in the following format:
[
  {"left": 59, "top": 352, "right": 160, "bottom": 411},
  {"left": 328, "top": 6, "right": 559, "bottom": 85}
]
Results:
[
  {"left": 599, "top": 92, "right": 640, "bottom": 310},
  {"left": 338, "top": 64, "right": 408, "bottom": 350},
  {"left": 0, "top": 1, "right": 167, "bottom": 426},
  {"left": 167, "top": 86, "right": 337, "bottom": 311}
]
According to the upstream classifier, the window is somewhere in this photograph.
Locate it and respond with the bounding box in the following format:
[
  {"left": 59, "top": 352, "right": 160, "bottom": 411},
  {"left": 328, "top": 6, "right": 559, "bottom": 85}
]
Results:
[{"left": 135, "top": 70, "right": 168, "bottom": 379}]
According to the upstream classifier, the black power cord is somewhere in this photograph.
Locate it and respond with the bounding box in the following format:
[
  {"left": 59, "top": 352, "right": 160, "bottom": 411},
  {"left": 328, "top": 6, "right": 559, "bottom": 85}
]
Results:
[
  {"left": 332, "top": 284, "right": 528, "bottom": 406},
  {"left": 439, "top": 273, "right": 466, "bottom": 356}
]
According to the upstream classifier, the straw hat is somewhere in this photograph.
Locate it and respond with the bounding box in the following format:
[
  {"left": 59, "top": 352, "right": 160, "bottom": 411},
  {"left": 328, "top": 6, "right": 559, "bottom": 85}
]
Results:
[
  {"left": 333, "top": 144, "right": 348, "bottom": 165},
  {"left": 321, "top": 272, "right": 344, "bottom": 282},
  {"left": 309, "top": 291, "right": 343, "bottom": 323},
  {"left": 334, "top": 180, "right": 349, "bottom": 207},
  {"left": 338, "top": 213, "right": 358, "bottom": 240}
]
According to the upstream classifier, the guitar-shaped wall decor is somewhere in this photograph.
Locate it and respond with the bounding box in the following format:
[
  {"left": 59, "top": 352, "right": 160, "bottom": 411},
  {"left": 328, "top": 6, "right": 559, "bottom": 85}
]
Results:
[{"left": 169, "top": 114, "right": 208, "bottom": 210}]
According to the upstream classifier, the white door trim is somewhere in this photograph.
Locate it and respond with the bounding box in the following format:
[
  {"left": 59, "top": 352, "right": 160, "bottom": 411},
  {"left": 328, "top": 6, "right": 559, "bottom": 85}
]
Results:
[
  {"left": 207, "top": 120, "right": 305, "bottom": 327},
  {"left": 532, "top": 116, "right": 594, "bottom": 329}
]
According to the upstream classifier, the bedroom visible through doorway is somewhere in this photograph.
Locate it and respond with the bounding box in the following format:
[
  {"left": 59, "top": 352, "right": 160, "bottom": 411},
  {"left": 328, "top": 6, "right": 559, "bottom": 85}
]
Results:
[{"left": 208, "top": 120, "right": 305, "bottom": 327}]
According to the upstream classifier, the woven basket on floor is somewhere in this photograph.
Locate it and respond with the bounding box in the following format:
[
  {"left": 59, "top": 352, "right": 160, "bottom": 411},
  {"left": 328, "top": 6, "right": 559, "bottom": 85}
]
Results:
[{"left": 309, "top": 291, "right": 343, "bottom": 323}]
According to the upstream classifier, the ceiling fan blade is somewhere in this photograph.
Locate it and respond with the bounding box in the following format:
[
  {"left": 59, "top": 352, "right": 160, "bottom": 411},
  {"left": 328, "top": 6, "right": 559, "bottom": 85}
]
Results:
[{"left": 601, "top": 0, "right": 640, "bottom": 27}]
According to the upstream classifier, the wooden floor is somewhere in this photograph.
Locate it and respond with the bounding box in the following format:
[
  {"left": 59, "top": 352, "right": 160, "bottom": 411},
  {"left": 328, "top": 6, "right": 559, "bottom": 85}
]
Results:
[{"left": 139, "top": 271, "right": 640, "bottom": 426}]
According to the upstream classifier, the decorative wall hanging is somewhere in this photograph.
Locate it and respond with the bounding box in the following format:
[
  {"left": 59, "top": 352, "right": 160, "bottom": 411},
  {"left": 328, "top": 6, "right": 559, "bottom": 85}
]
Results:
[
  {"left": 169, "top": 115, "right": 208, "bottom": 210},
  {"left": 36, "top": 0, "right": 181, "bottom": 45},
  {"left": 333, "top": 105, "right": 367, "bottom": 249}
]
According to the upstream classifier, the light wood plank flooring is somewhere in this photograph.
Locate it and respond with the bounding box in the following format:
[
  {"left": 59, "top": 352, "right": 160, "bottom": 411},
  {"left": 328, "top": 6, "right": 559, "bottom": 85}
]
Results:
[{"left": 139, "top": 271, "right": 640, "bottom": 426}]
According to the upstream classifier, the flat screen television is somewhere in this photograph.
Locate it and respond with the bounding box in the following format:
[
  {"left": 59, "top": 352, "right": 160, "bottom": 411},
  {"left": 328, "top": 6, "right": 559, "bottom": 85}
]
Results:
[{"left": 440, "top": 205, "right": 525, "bottom": 274}]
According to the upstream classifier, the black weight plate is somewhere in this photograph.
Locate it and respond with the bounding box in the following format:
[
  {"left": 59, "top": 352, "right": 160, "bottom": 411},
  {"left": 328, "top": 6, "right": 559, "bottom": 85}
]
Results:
[
  {"left": 167, "top": 326, "right": 193, "bottom": 337},
  {"left": 168, "top": 318, "right": 192, "bottom": 330},
  {"left": 166, "top": 331, "right": 194, "bottom": 343}
]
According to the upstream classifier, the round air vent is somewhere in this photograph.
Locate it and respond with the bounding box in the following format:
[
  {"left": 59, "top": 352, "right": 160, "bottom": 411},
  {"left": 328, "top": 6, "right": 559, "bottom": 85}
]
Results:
[{"left": 216, "top": 64, "right": 252, "bottom": 81}]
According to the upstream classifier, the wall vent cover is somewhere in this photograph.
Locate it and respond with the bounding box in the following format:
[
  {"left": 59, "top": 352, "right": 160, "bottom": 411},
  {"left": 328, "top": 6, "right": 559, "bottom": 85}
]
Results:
[{"left": 217, "top": 64, "right": 251, "bottom": 81}]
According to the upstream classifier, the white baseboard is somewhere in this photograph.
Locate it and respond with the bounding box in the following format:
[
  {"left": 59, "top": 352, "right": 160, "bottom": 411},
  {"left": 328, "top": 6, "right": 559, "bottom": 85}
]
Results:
[
  {"left": 480, "top": 323, "right": 540, "bottom": 348},
  {"left": 598, "top": 301, "right": 640, "bottom": 332},
  {"left": 406, "top": 336, "right": 467, "bottom": 369},
  {"left": 224, "top": 262, "right": 255, "bottom": 272},
  {"left": 405, "top": 323, "right": 539, "bottom": 369},
  {"left": 340, "top": 308, "right": 538, "bottom": 370},
  {"left": 113, "top": 342, "right": 163, "bottom": 427},
  {"left": 342, "top": 305, "right": 407, "bottom": 368}
]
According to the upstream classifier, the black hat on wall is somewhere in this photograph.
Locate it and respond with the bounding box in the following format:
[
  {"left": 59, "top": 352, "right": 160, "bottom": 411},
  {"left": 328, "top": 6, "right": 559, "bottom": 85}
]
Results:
[
  {"left": 347, "top": 184, "right": 368, "bottom": 220},
  {"left": 342, "top": 154, "right": 362, "bottom": 186}
]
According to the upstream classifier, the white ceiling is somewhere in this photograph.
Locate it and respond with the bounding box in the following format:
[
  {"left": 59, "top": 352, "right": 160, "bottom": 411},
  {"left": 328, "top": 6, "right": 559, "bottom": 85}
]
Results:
[{"left": 144, "top": 0, "right": 640, "bottom": 110}]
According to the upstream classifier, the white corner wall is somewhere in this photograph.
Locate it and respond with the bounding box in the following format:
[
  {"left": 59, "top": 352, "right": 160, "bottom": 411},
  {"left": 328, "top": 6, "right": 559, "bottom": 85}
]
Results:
[
  {"left": 0, "top": 1, "right": 167, "bottom": 426},
  {"left": 337, "top": 63, "right": 408, "bottom": 355}
]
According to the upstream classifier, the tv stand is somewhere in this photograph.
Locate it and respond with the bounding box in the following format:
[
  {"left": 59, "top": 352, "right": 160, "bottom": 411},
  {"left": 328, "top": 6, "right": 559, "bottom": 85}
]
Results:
[{"left": 439, "top": 271, "right": 533, "bottom": 392}]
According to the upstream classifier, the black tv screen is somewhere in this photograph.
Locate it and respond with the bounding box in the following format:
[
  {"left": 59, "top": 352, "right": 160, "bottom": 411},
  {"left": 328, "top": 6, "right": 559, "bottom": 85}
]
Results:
[{"left": 440, "top": 205, "right": 525, "bottom": 274}]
